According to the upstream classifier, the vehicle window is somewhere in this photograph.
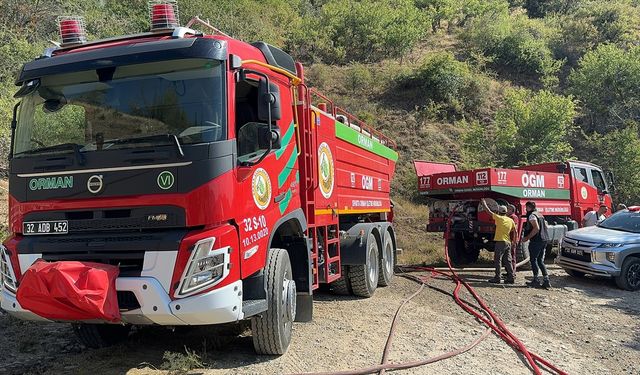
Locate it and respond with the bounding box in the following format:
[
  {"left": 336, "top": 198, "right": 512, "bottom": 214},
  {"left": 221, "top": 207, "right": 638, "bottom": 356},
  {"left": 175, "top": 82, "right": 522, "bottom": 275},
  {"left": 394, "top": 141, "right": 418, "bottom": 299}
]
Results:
[
  {"left": 14, "top": 59, "right": 225, "bottom": 156},
  {"left": 573, "top": 167, "right": 589, "bottom": 184},
  {"left": 599, "top": 211, "right": 640, "bottom": 233},
  {"left": 591, "top": 170, "right": 607, "bottom": 191}
]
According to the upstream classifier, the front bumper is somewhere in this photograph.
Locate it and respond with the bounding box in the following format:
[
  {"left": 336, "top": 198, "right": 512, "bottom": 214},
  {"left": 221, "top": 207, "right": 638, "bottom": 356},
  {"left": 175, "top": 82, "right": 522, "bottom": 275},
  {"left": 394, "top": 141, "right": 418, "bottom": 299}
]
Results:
[
  {"left": 556, "top": 256, "right": 620, "bottom": 277},
  {"left": 1, "top": 277, "right": 244, "bottom": 325}
]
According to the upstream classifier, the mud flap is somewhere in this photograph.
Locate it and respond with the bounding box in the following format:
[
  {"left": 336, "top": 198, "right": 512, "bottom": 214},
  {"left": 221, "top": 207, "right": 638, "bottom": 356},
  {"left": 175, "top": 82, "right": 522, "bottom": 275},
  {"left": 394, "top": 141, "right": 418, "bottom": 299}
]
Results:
[{"left": 295, "top": 293, "right": 313, "bottom": 322}]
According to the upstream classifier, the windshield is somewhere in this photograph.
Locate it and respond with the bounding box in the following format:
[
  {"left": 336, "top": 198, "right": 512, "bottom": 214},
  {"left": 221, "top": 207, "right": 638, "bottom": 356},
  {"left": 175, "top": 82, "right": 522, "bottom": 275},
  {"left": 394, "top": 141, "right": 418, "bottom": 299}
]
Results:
[
  {"left": 598, "top": 210, "right": 640, "bottom": 233},
  {"left": 14, "top": 59, "right": 225, "bottom": 156}
]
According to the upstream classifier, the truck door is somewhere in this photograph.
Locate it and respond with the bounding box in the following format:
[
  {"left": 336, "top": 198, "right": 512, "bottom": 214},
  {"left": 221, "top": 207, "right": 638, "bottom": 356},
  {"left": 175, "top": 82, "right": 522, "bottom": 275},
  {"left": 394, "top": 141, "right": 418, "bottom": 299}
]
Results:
[
  {"left": 234, "top": 73, "right": 298, "bottom": 278},
  {"left": 571, "top": 165, "right": 593, "bottom": 219}
]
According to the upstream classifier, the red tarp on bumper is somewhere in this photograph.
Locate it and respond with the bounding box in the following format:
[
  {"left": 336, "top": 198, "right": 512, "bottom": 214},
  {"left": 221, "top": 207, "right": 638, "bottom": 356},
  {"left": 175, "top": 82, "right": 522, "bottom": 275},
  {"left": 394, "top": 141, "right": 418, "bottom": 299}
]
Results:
[{"left": 16, "top": 260, "right": 121, "bottom": 322}]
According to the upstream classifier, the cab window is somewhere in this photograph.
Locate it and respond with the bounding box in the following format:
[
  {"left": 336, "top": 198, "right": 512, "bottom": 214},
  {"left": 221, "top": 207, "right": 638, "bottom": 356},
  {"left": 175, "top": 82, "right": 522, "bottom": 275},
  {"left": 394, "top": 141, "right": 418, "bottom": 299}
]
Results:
[
  {"left": 591, "top": 169, "right": 607, "bottom": 191},
  {"left": 573, "top": 167, "right": 589, "bottom": 184}
]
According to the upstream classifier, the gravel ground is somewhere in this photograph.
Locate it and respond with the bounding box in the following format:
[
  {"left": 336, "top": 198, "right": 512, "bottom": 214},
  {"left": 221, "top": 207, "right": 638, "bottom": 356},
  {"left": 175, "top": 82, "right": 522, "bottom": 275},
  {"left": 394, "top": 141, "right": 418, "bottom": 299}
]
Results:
[{"left": 1, "top": 264, "right": 638, "bottom": 375}]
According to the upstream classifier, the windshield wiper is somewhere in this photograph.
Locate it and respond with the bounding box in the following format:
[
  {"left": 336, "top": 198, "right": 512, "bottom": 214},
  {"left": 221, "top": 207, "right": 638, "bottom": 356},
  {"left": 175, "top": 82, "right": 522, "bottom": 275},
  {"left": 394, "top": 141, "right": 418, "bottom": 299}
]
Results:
[
  {"left": 109, "top": 134, "right": 184, "bottom": 158},
  {"left": 18, "top": 143, "right": 86, "bottom": 165}
]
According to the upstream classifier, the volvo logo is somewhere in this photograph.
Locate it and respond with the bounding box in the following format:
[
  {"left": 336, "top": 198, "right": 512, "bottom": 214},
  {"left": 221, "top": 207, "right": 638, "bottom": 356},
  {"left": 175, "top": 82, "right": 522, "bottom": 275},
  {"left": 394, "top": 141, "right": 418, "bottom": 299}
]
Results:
[{"left": 87, "top": 175, "right": 104, "bottom": 194}]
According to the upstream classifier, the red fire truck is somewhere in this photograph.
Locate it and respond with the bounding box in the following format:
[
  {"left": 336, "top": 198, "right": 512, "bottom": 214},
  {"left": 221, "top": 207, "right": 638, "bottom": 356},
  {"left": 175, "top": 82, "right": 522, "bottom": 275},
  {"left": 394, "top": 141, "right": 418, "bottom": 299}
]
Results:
[
  {"left": 414, "top": 160, "right": 613, "bottom": 265},
  {"left": 0, "top": 3, "right": 398, "bottom": 355}
]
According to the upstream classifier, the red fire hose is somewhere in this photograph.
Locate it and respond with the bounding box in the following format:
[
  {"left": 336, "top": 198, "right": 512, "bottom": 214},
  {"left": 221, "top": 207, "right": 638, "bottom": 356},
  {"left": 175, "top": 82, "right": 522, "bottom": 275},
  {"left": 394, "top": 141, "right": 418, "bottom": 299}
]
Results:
[{"left": 289, "top": 206, "right": 568, "bottom": 375}]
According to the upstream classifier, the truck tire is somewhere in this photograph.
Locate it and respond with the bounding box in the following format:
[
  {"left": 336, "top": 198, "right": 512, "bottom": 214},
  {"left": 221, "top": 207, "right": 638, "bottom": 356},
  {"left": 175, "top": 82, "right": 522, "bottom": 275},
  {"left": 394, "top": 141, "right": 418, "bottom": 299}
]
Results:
[
  {"left": 565, "top": 269, "right": 585, "bottom": 278},
  {"left": 331, "top": 266, "right": 352, "bottom": 295},
  {"left": 349, "top": 233, "right": 379, "bottom": 297},
  {"left": 378, "top": 232, "right": 395, "bottom": 287},
  {"left": 72, "top": 323, "right": 131, "bottom": 349},
  {"left": 252, "top": 248, "right": 296, "bottom": 355},
  {"left": 615, "top": 257, "right": 640, "bottom": 291},
  {"left": 447, "top": 237, "right": 464, "bottom": 267},
  {"left": 515, "top": 241, "right": 531, "bottom": 270}
]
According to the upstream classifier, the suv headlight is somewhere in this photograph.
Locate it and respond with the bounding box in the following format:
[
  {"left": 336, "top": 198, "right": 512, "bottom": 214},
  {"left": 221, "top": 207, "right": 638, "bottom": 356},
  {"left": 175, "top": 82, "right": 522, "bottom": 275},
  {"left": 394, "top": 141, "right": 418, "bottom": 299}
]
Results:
[
  {"left": 177, "top": 238, "right": 231, "bottom": 297},
  {"left": 598, "top": 243, "right": 624, "bottom": 248},
  {"left": 0, "top": 246, "right": 18, "bottom": 293}
]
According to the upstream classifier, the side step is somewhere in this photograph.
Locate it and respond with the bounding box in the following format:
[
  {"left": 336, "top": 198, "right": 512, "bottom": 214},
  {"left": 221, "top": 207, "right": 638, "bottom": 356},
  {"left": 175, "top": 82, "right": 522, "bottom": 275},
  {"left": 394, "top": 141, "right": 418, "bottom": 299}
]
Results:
[{"left": 242, "top": 299, "right": 267, "bottom": 318}]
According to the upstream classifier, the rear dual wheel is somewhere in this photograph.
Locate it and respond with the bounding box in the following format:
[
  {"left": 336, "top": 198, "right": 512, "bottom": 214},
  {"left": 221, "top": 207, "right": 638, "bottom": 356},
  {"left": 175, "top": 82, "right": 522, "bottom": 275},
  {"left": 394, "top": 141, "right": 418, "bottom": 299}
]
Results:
[{"left": 349, "top": 233, "right": 379, "bottom": 297}]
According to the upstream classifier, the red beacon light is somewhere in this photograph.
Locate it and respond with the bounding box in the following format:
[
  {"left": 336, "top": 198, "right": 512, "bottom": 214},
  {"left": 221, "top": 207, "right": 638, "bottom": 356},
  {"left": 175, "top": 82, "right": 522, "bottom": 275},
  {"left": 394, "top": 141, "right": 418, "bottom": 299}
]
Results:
[
  {"left": 149, "top": 0, "right": 180, "bottom": 31},
  {"left": 57, "top": 16, "right": 87, "bottom": 46}
]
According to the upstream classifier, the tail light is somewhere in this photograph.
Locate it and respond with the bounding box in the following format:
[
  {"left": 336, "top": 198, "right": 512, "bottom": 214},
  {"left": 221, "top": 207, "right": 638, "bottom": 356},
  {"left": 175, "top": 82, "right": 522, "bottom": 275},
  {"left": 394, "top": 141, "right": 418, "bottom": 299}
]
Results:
[
  {"left": 57, "top": 16, "right": 87, "bottom": 46},
  {"left": 149, "top": 0, "right": 179, "bottom": 31}
]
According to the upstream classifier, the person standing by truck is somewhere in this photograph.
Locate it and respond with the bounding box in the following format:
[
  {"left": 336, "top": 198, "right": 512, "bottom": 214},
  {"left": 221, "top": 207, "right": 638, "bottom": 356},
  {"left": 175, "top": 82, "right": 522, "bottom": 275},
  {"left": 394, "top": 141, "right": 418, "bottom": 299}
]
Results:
[
  {"left": 582, "top": 205, "right": 608, "bottom": 227},
  {"left": 521, "top": 201, "right": 550, "bottom": 289},
  {"left": 507, "top": 204, "right": 519, "bottom": 273},
  {"left": 480, "top": 199, "right": 516, "bottom": 284}
]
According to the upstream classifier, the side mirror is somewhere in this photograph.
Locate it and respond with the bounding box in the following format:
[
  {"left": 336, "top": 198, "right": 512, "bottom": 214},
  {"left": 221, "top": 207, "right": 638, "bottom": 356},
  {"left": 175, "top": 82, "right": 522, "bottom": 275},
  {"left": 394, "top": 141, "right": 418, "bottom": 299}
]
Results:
[{"left": 258, "top": 78, "right": 281, "bottom": 122}]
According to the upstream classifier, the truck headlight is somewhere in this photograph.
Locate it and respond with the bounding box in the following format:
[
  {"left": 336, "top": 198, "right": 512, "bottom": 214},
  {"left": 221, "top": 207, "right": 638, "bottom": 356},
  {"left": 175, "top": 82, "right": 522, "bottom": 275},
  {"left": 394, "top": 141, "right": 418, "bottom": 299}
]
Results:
[
  {"left": 598, "top": 243, "right": 624, "bottom": 248},
  {"left": 0, "top": 246, "right": 18, "bottom": 293},
  {"left": 177, "top": 238, "right": 231, "bottom": 297}
]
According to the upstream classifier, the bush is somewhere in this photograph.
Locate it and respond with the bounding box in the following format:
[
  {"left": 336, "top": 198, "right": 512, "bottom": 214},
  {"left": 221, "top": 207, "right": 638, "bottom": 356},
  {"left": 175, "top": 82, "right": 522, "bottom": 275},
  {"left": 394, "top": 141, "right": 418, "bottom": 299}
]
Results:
[
  {"left": 403, "top": 51, "right": 490, "bottom": 119},
  {"left": 289, "top": 0, "right": 427, "bottom": 64},
  {"left": 568, "top": 44, "right": 640, "bottom": 133},
  {"left": 462, "top": 11, "right": 562, "bottom": 87},
  {"left": 586, "top": 123, "right": 640, "bottom": 204},
  {"left": 417, "top": 0, "right": 509, "bottom": 31},
  {"left": 550, "top": 1, "right": 640, "bottom": 64},
  {"left": 463, "top": 88, "right": 576, "bottom": 167}
]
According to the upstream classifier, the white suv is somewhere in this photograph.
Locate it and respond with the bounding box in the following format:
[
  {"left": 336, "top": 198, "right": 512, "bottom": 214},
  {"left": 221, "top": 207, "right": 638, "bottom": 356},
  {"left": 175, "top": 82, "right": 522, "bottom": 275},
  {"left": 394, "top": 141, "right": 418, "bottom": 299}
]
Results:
[{"left": 558, "top": 208, "right": 640, "bottom": 291}]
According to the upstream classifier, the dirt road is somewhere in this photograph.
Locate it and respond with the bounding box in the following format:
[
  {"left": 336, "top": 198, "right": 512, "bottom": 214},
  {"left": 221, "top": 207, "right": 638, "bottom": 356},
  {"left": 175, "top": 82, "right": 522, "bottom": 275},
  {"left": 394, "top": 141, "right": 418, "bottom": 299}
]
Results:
[{"left": 1, "top": 264, "right": 638, "bottom": 375}]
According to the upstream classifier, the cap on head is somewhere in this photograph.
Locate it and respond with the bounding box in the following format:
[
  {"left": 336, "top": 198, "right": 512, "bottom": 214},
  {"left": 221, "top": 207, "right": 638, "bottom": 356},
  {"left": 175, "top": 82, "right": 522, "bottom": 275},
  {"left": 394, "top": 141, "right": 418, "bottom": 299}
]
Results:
[{"left": 498, "top": 205, "right": 507, "bottom": 214}]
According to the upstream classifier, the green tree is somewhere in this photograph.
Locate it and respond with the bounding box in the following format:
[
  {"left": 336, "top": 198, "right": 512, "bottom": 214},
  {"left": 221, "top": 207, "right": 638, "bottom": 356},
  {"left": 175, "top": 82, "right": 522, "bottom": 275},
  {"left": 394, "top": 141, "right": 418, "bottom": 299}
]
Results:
[
  {"left": 289, "top": 0, "right": 427, "bottom": 64},
  {"left": 462, "top": 11, "right": 562, "bottom": 87},
  {"left": 568, "top": 44, "right": 640, "bottom": 133},
  {"left": 463, "top": 88, "right": 576, "bottom": 167},
  {"left": 586, "top": 123, "right": 640, "bottom": 204}
]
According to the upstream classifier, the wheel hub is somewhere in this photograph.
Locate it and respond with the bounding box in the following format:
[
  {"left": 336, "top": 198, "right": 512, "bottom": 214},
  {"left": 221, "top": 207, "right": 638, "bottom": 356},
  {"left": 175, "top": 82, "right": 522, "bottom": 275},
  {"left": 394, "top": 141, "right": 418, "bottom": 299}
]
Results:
[{"left": 283, "top": 277, "right": 297, "bottom": 322}]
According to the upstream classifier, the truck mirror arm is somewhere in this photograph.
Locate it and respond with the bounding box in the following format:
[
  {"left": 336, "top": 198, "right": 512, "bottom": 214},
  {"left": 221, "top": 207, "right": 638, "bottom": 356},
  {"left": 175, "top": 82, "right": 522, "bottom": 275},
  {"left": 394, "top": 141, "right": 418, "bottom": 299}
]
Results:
[{"left": 8, "top": 101, "right": 20, "bottom": 160}]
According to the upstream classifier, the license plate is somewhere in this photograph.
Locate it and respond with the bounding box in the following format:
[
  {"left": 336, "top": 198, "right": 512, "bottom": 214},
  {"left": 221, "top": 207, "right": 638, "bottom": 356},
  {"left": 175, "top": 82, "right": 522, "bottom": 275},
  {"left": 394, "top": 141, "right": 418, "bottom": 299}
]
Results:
[{"left": 23, "top": 220, "right": 69, "bottom": 235}]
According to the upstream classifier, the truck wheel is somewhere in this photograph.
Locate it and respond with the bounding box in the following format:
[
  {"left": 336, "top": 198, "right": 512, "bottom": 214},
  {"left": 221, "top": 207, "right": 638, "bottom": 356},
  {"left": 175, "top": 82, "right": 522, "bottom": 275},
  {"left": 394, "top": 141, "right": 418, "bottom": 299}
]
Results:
[
  {"left": 516, "top": 241, "right": 531, "bottom": 270},
  {"left": 378, "top": 233, "right": 395, "bottom": 287},
  {"left": 615, "top": 257, "right": 640, "bottom": 291},
  {"left": 72, "top": 323, "right": 131, "bottom": 349},
  {"left": 349, "top": 233, "right": 379, "bottom": 297},
  {"left": 447, "top": 238, "right": 463, "bottom": 266},
  {"left": 565, "top": 269, "right": 585, "bottom": 278},
  {"left": 331, "top": 266, "right": 352, "bottom": 295},
  {"left": 252, "top": 248, "right": 296, "bottom": 355}
]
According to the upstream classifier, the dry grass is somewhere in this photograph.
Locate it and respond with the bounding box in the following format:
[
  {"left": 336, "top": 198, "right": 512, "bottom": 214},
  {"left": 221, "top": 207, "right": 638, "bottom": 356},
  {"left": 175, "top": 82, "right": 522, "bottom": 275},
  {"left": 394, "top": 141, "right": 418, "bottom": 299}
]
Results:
[{"left": 392, "top": 197, "right": 446, "bottom": 266}]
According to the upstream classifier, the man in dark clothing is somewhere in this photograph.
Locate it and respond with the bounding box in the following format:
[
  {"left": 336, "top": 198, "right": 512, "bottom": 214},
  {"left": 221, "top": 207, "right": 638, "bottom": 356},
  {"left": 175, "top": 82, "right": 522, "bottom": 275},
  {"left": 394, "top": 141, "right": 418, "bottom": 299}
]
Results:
[
  {"left": 521, "top": 201, "right": 550, "bottom": 289},
  {"left": 507, "top": 204, "right": 519, "bottom": 274}
]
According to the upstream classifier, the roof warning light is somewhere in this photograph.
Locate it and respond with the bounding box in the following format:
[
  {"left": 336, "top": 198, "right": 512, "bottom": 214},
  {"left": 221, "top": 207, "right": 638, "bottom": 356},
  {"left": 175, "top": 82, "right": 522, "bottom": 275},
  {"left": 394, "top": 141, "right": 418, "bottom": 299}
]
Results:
[
  {"left": 149, "top": 0, "right": 180, "bottom": 31},
  {"left": 57, "top": 16, "right": 87, "bottom": 46}
]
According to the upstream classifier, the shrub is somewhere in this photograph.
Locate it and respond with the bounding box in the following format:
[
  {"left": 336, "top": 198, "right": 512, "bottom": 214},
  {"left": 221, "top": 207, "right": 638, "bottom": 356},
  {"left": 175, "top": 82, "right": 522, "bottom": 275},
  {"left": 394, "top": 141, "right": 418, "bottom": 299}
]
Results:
[
  {"left": 568, "top": 44, "right": 640, "bottom": 133},
  {"left": 462, "top": 11, "right": 562, "bottom": 87},
  {"left": 290, "top": 0, "right": 427, "bottom": 64},
  {"left": 463, "top": 88, "right": 576, "bottom": 167},
  {"left": 585, "top": 123, "right": 640, "bottom": 204},
  {"left": 403, "top": 51, "right": 490, "bottom": 119},
  {"left": 550, "top": 1, "right": 640, "bottom": 64}
]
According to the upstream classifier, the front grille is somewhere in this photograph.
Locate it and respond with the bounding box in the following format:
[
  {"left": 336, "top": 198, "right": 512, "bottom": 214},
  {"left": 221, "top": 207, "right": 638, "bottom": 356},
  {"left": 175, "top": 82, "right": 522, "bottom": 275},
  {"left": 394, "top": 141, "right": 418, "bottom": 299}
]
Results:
[
  {"left": 23, "top": 206, "right": 186, "bottom": 234},
  {"left": 42, "top": 250, "right": 145, "bottom": 276},
  {"left": 117, "top": 291, "right": 141, "bottom": 311}
]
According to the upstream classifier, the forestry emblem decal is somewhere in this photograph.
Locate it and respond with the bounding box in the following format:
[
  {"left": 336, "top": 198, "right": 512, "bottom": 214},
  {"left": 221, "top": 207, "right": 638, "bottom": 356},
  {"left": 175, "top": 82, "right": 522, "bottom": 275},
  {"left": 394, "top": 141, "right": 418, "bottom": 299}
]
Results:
[
  {"left": 318, "top": 142, "right": 335, "bottom": 198},
  {"left": 252, "top": 168, "right": 272, "bottom": 210}
]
